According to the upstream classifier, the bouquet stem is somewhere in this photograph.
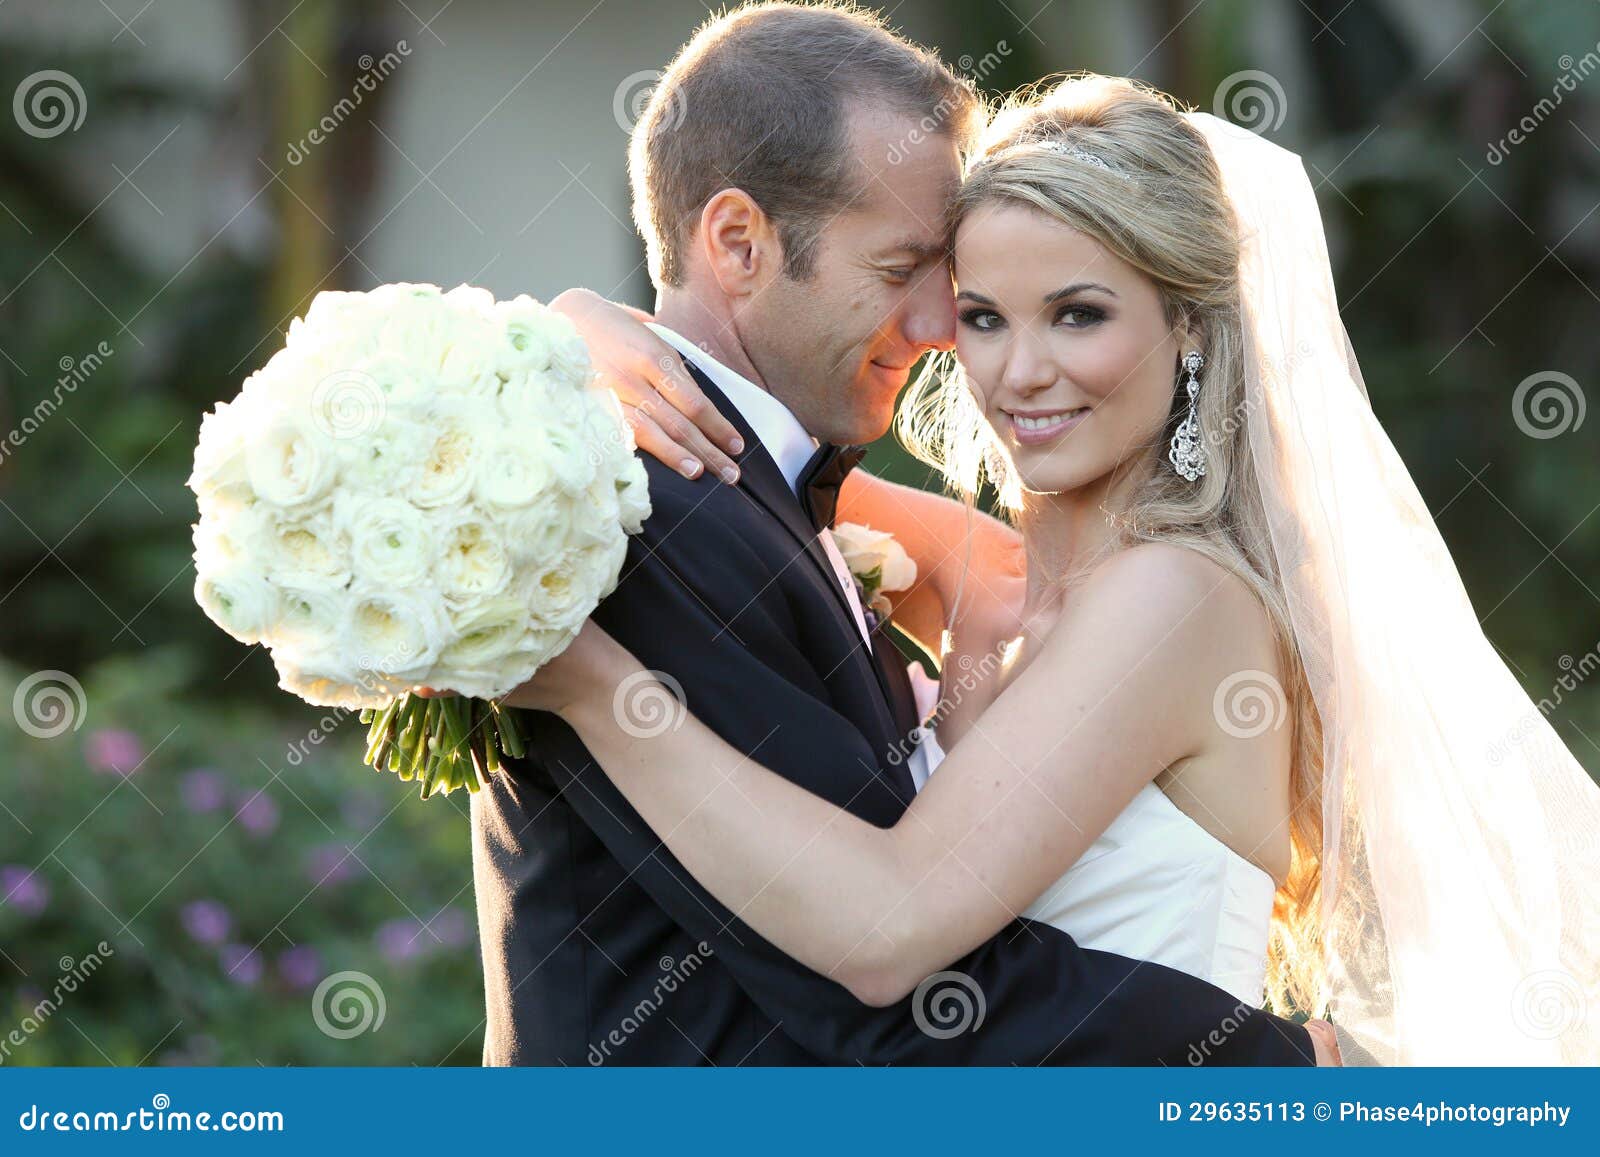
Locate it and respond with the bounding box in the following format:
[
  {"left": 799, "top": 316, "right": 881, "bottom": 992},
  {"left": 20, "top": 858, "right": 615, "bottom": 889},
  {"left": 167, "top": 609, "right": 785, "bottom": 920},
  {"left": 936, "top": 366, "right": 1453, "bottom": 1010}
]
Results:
[{"left": 361, "top": 693, "right": 528, "bottom": 798}]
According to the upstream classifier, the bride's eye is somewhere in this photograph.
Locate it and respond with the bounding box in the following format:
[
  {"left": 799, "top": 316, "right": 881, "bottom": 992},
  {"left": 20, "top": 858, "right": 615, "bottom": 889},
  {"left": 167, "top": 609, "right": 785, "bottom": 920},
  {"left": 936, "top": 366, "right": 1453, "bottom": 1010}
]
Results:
[
  {"left": 1055, "top": 303, "right": 1106, "bottom": 328},
  {"left": 958, "top": 308, "right": 1003, "bottom": 332}
]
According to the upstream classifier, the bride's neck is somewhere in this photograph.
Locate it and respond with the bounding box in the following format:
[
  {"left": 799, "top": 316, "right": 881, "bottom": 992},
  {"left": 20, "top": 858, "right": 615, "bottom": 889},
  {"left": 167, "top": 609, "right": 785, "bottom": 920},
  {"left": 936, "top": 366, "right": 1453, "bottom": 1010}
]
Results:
[{"left": 1018, "top": 459, "right": 1150, "bottom": 613}]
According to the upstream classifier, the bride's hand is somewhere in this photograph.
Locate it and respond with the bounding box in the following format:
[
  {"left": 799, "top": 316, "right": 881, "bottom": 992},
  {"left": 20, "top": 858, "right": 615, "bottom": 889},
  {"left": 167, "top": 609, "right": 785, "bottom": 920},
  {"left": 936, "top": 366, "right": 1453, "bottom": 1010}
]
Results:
[
  {"left": 550, "top": 288, "right": 743, "bottom": 484},
  {"left": 1305, "top": 1018, "right": 1342, "bottom": 1066}
]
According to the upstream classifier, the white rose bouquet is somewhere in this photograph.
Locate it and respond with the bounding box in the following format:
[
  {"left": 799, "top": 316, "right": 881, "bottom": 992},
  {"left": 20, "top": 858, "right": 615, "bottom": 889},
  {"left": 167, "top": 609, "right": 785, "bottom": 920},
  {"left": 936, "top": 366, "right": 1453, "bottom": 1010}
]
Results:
[{"left": 187, "top": 282, "right": 650, "bottom": 798}]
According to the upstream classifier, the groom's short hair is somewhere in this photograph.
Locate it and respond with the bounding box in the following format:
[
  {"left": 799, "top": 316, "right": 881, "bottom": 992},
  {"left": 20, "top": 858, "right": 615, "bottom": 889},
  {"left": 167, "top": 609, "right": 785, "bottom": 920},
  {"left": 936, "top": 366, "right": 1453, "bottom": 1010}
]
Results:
[{"left": 630, "top": 1, "right": 981, "bottom": 288}]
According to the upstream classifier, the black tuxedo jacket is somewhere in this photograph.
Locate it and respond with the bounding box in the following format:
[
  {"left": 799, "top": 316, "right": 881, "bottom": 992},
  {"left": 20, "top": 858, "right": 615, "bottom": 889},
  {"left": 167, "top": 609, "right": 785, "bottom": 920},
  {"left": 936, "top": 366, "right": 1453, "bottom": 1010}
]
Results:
[{"left": 470, "top": 360, "right": 1315, "bottom": 1066}]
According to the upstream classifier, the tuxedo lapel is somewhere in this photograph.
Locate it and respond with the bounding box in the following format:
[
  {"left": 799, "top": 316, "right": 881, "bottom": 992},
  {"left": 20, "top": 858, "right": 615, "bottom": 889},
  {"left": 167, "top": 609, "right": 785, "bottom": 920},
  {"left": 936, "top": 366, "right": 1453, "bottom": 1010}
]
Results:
[
  {"left": 675, "top": 359, "right": 917, "bottom": 799},
  {"left": 679, "top": 362, "right": 870, "bottom": 648}
]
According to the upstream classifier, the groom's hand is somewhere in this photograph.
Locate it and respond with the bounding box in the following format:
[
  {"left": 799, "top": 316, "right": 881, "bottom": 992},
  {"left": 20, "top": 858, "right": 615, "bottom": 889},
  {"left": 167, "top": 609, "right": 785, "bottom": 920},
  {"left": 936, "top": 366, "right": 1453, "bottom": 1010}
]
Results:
[{"left": 550, "top": 288, "right": 744, "bottom": 484}]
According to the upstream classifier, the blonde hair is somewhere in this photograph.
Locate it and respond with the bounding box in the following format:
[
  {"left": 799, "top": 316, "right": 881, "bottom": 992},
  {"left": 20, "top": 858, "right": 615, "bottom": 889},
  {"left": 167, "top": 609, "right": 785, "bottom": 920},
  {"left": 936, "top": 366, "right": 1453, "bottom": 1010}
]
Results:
[{"left": 899, "top": 74, "right": 1327, "bottom": 1017}]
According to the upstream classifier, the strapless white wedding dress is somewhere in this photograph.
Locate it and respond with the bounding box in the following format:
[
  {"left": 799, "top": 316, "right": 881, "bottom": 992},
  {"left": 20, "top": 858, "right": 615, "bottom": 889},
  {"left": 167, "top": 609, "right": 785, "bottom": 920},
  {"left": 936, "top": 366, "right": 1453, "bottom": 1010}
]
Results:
[{"left": 916, "top": 727, "right": 1276, "bottom": 1006}]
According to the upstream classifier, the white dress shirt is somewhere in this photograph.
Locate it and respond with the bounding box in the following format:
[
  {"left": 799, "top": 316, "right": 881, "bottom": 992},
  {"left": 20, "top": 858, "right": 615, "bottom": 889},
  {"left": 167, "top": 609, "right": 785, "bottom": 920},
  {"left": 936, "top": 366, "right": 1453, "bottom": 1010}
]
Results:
[{"left": 647, "top": 324, "right": 932, "bottom": 788}]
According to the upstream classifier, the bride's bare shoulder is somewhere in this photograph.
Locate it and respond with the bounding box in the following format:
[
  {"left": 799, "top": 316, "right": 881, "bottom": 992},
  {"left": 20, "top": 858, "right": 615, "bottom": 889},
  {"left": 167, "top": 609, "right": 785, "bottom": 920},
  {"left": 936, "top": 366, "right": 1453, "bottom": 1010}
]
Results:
[{"left": 1060, "top": 542, "right": 1278, "bottom": 670}]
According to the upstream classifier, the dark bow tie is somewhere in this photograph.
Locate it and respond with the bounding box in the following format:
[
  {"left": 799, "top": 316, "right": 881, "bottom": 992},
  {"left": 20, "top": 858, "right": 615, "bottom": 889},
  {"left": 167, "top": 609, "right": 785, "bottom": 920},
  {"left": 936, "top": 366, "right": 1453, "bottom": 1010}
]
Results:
[{"left": 797, "top": 442, "right": 867, "bottom": 533}]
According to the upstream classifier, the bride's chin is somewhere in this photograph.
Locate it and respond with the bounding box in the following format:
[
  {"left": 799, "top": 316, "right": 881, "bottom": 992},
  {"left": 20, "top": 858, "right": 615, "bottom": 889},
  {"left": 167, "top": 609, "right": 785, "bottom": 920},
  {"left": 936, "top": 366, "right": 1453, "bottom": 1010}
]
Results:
[{"left": 1012, "top": 455, "right": 1096, "bottom": 498}]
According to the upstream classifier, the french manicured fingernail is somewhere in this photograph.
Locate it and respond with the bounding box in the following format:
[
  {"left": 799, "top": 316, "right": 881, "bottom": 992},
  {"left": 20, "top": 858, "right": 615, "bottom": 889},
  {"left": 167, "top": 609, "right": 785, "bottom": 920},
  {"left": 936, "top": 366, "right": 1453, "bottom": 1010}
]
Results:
[
  {"left": 728, "top": 435, "right": 744, "bottom": 453},
  {"left": 681, "top": 459, "right": 702, "bottom": 478},
  {"left": 721, "top": 466, "right": 739, "bottom": 484}
]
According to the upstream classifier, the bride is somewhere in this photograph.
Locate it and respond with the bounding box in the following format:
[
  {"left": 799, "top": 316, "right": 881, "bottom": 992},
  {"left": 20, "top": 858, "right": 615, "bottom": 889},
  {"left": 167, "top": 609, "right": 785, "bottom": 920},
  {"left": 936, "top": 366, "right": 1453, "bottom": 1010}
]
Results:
[{"left": 450, "top": 75, "right": 1600, "bottom": 1065}]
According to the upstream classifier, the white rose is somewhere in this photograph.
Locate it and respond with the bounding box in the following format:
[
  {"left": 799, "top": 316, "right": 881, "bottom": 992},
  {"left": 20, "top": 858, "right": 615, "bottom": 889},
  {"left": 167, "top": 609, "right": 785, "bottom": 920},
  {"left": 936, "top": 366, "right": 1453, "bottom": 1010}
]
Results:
[
  {"left": 831, "top": 522, "right": 917, "bottom": 593},
  {"left": 493, "top": 295, "right": 561, "bottom": 374},
  {"left": 246, "top": 414, "right": 338, "bottom": 509},
  {"left": 192, "top": 501, "right": 275, "bottom": 573},
  {"left": 268, "top": 582, "right": 346, "bottom": 656},
  {"left": 614, "top": 454, "right": 651, "bottom": 534},
  {"left": 436, "top": 307, "right": 503, "bottom": 396},
  {"left": 188, "top": 399, "right": 253, "bottom": 503},
  {"left": 337, "top": 493, "right": 435, "bottom": 588},
  {"left": 500, "top": 496, "right": 577, "bottom": 567},
  {"left": 371, "top": 291, "right": 460, "bottom": 377},
  {"left": 298, "top": 290, "right": 371, "bottom": 340},
  {"left": 566, "top": 474, "right": 621, "bottom": 549},
  {"left": 334, "top": 409, "right": 430, "bottom": 494},
  {"left": 443, "top": 283, "right": 496, "bottom": 315},
  {"left": 540, "top": 415, "right": 600, "bottom": 495},
  {"left": 548, "top": 325, "right": 593, "bottom": 387},
  {"left": 339, "top": 585, "right": 448, "bottom": 680},
  {"left": 264, "top": 508, "right": 350, "bottom": 592},
  {"left": 411, "top": 415, "right": 479, "bottom": 508},
  {"left": 350, "top": 351, "right": 426, "bottom": 406},
  {"left": 194, "top": 565, "right": 279, "bottom": 645},
  {"left": 473, "top": 430, "right": 554, "bottom": 510},
  {"left": 588, "top": 531, "right": 629, "bottom": 601},
  {"left": 520, "top": 552, "right": 596, "bottom": 633},
  {"left": 271, "top": 649, "right": 387, "bottom": 710},
  {"left": 433, "top": 595, "right": 537, "bottom": 697},
  {"left": 433, "top": 506, "right": 513, "bottom": 600}
]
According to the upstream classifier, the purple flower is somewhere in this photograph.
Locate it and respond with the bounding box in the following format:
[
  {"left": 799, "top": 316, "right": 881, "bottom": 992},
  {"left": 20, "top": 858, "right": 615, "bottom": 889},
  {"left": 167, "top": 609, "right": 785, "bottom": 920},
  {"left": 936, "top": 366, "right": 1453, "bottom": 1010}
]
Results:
[
  {"left": 304, "top": 842, "right": 356, "bottom": 888},
  {"left": 429, "top": 907, "right": 472, "bottom": 948},
  {"left": 180, "top": 769, "right": 226, "bottom": 813},
  {"left": 180, "top": 899, "right": 232, "bottom": 946},
  {"left": 233, "top": 791, "right": 279, "bottom": 838},
  {"left": 218, "top": 943, "right": 262, "bottom": 986},
  {"left": 276, "top": 945, "right": 323, "bottom": 991},
  {"left": 84, "top": 728, "right": 143, "bottom": 776},
  {"left": 375, "top": 917, "right": 428, "bottom": 963},
  {"left": 0, "top": 865, "right": 49, "bottom": 917}
]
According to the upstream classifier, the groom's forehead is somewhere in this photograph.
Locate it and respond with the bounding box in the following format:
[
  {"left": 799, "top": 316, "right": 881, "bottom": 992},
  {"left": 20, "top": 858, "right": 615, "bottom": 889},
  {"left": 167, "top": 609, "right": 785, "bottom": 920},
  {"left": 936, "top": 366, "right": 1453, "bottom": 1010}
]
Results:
[
  {"left": 846, "top": 167, "right": 957, "bottom": 250},
  {"left": 840, "top": 134, "right": 960, "bottom": 242}
]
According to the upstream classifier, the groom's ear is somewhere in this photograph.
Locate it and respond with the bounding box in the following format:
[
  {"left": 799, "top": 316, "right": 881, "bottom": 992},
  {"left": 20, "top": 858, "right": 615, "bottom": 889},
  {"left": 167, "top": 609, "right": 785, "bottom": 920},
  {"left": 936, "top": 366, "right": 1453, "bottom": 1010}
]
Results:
[{"left": 699, "top": 189, "right": 784, "bottom": 299}]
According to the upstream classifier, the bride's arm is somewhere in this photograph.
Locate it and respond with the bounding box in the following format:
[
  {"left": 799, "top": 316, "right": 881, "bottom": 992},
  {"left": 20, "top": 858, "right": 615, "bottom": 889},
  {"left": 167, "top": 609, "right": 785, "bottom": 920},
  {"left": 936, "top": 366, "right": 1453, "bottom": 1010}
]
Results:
[
  {"left": 533, "top": 543, "right": 1252, "bottom": 1005},
  {"left": 836, "top": 471, "right": 1023, "bottom": 657}
]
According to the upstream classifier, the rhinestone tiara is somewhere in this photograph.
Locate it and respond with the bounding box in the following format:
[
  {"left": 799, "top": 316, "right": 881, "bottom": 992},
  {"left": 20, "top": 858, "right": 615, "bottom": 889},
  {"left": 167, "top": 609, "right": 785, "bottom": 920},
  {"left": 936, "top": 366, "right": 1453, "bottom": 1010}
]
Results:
[{"left": 1032, "top": 138, "right": 1125, "bottom": 174}]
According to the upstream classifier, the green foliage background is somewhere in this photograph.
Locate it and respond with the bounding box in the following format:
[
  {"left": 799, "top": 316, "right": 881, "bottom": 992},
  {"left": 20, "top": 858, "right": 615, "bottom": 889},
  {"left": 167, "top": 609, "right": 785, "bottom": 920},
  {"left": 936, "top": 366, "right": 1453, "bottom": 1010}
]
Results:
[{"left": 1, "top": 0, "right": 1596, "bottom": 1065}]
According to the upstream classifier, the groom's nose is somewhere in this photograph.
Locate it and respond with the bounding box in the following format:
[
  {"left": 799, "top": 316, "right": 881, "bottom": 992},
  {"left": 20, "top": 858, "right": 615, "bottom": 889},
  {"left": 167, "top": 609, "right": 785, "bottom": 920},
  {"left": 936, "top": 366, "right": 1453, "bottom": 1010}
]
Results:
[{"left": 899, "top": 265, "right": 957, "bottom": 353}]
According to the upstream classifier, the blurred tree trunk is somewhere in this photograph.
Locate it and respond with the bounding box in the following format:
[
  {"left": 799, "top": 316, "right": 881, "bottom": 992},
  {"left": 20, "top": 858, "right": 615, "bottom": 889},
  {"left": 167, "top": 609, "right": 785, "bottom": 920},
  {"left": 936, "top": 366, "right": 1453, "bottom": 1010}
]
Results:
[{"left": 268, "top": 0, "right": 336, "bottom": 327}]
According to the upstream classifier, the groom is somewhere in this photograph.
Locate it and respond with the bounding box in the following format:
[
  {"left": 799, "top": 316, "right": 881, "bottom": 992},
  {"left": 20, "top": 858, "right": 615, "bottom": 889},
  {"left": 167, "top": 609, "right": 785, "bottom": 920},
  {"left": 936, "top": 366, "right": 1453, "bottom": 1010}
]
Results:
[{"left": 472, "top": 1, "right": 1319, "bottom": 1065}]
